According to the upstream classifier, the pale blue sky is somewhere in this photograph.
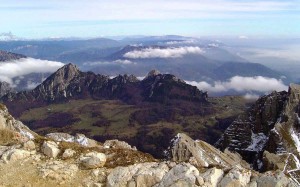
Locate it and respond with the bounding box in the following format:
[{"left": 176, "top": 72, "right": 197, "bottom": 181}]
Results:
[{"left": 0, "top": 0, "right": 299, "bottom": 38}]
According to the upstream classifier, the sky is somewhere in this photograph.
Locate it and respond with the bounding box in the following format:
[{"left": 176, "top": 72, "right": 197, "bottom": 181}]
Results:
[{"left": 0, "top": 0, "right": 300, "bottom": 38}]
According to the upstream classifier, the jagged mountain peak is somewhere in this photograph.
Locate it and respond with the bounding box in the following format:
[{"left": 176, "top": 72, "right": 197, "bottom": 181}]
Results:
[
  {"left": 146, "top": 69, "right": 161, "bottom": 79},
  {"left": 216, "top": 83, "right": 300, "bottom": 184}
]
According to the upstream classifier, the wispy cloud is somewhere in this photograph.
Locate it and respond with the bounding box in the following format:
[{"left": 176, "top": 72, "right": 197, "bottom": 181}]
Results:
[
  {"left": 124, "top": 47, "right": 204, "bottom": 59},
  {"left": 0, "top": 58, "right": 64, "bottom": 87},
  {"left": 186, "top": 76, "right": 288, "bottom": 93},
  {"left": 1, "top": 0, "right": 299, "bottom": 38}
]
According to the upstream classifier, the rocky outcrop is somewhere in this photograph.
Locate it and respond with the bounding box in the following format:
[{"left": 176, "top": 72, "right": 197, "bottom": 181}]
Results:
[
  {"left": 171, "top": 133, "right": 249, "bottom": 169},
  {"left": 42, "top": 141, "right": 60, "bottom": 158},
  {"left": 0, "top": 104, "right": 35, "bottom": 144},
  {"left": 216, "top": 84, "right": 300, "bottom": 185}
]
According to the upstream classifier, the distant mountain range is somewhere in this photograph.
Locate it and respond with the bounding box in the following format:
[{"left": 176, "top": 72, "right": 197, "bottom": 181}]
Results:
[
  {"left": 0, "top": 50, "right": 25, "bottom": 61},
  {"left": 0, "top": 36, "right": 290, "bottom": 94}
]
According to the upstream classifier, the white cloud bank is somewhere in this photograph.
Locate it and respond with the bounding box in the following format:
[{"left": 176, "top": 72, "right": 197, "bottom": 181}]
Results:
[
  {"left": 186, "top": 76, "right": 288, "bottom": 93},
  {"left": 124, "top": 47, "right": 204, "bottom": 59},
  {"left": 0, "top": 58, "right": 64, "bottom": 87}
]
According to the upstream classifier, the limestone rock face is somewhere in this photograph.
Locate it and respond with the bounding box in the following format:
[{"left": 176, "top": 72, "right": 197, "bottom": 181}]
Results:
[
  {"left": 218, "top": 167, "right": 251, "bottom": 187},
  {"left": 171, "top": 133, "right": 249, "bottom": 169},
  {"left": 107, "top": 162, "right": 169, "bottom": 187},
  {"left": 80, "top": 152, "right": 107, "bottom": 169},
  {"left": 200, "top": 167, "right": 224, "bottom": 187},
  {"left": 42, "top": 141, "right": 60, "bottom": 158},
  {"left": 0, "top": 104, "right": 35, "bottom": 143}
]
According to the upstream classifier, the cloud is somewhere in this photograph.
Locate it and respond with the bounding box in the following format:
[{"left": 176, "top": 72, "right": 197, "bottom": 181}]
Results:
[
  {"left": 26, "top": 81, "right": 40, "bottom": 90},
  {"left": 186, "top": 76, "right": 288, "bottom": 93},
  {"left": 83, "top": 59, "right": 135, "bottom": 66},
  {"left": 0, "top": 58, "right": 64, "bottom": 87},
  {"left": 244, "top": 93, "right": 260, "bottom": 100},
  {"left": 164, "top": 40, "right": 196, "bottom": 45},
  {"left": 244, "top": 45, "right": 300, "bottom": 62},
  {"left": 113, "top": 59, "right": 135, "bottom": 64},
  {"left": 238, "top": 35, "right": 249, "bottom": 39},
  {"left": 124, "top": 47, "right": 204, "bottom": 59}
]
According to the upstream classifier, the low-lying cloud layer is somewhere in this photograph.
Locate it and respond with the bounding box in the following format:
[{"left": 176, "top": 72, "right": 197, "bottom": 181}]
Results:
[
  {"left": 0, "top": 58, "right": 64, "bottom": 87},
  {"left": 124, "top": 47, "right": 204, "bottom": 59},
  {"left": 83, "top": 59, "right": 135, "bottom": 66},
  {"left": 186, "top": 76, "right": 288, "bottom": 93}
]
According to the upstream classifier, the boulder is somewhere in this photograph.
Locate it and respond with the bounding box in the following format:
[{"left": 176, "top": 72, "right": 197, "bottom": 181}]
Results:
[
  {"left": 80, "top": 152, "right": 106, "bottom": 169},
  {"left": 62, "top": 149, "right": 76, "bottom": 159},
  {"left": 171, "top": 133, "right": 249, "bottom": 169},
  {"left": 254, "top": 171, "right": 296, "bottom": 187},
  {"left": 218, "top": 167, "right": 251, "bottom": 187},
  {"left": 42, "top": 141, "right": 60, "bottom": 158},
  {"left": 23, "top": 140, "right": 36, "bottom": 150},
  {"left": 107, "top": 162, "right": 169, "bottom": 187},
  {"left": 200, "top": 167, "right": 224, "bottom": 187},
  {"left": 262, "top": 151, "right": 288, "bottom": 171},
  {"left": 155, "top": 163, "right": 201, "bottom": 187}
]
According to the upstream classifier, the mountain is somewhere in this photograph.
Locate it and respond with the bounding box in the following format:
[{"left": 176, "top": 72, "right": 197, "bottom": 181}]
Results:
[
  {"left": 0, "top": 104, "right": 297, "bottom": 186},
  {"left": 213, "top": 62, "right": 283, "bottom": 80},
  {"left": 87, "top": 45, "right": 285, "bottom": 82},
  {"left": 1, "top": 64, "right": 250, "bottom": 158},
  {"left": 2, "top": 63, "right": 207, "bottom": 106},
  {"left": 0, "top": 38, "right": 122, "bottom": 61},
  {"left": 0, "top": 50, "right": 26, "bottom": 61},
  {"left": 216, "top": 84, "right": 300, "bottom": 184}
]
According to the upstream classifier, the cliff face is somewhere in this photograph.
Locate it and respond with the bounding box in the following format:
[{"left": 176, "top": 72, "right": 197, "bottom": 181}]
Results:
[
  {"left": 216, "top": 84, "right": 300, "bottom": 185},
  {"left": 0, "top": 82, "right": 13, "bottom": 98},
  {"left": 0, "top": 104, "right": 296, "bottom": 186}
]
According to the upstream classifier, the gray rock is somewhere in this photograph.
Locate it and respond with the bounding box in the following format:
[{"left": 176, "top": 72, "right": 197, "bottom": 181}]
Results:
[
  {"left": 155, "top": 163, "right": 201, "bottom": 187},
  {"left": 42, "top": 141, "right": 60, "bottom": 158},
  {"left": 1, "top": 148, "right": 31, "bottom": 162},
  {"left": 80, "top": 152, "right": 106, "bottom": 169},
  {"left": 107, "top": 162, "right": 169, "bottom": 187},
  {"left": 62, "top": 149, "right": 76, "bottom": 159}
]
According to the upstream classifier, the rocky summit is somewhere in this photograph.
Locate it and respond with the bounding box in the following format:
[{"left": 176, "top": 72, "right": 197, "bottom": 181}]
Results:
[
  {"left": 217, "top": 83, "right": 300, "bottom": 185},
  {"left": 0, "top": 103, "right": 298, "bottom": 186}
]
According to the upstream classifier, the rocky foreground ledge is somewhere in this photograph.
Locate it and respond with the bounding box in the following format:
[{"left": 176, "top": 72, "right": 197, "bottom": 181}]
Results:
[{"left": 0, "top": 103, "right": 297, "bottom": 187}]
